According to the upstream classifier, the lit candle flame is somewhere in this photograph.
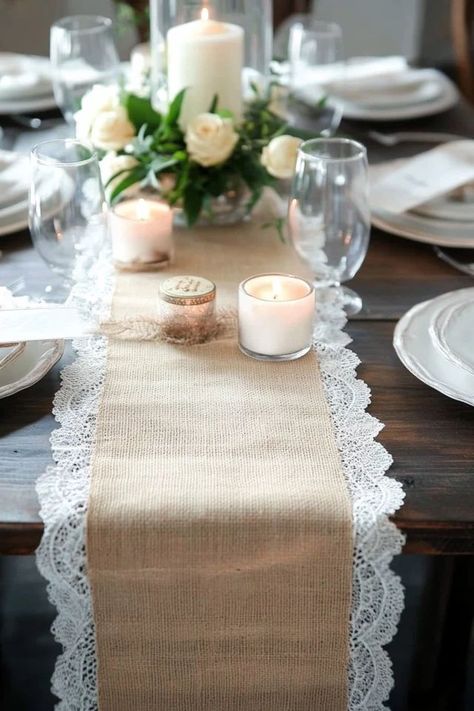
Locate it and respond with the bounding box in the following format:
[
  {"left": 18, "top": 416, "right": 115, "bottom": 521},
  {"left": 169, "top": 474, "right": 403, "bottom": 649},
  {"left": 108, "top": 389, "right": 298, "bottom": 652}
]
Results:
[
  {"left": 201, "top": 6, "right": 209, "bottom": 21},
  {"left": 136, "top": 198, "right": 150, "bottom": 221}
]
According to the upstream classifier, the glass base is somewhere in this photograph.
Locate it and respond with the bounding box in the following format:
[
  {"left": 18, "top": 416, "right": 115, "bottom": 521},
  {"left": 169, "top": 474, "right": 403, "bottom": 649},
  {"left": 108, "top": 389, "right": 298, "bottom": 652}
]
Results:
[
  {"left": 239, "top": 343, "right": 312, "bottom": 362},
  {"left": 314, "top": 284, "right": 363, "bottom": 317},
  {"left": 341, "top": 286, "right": 362, "bottom": 316}
]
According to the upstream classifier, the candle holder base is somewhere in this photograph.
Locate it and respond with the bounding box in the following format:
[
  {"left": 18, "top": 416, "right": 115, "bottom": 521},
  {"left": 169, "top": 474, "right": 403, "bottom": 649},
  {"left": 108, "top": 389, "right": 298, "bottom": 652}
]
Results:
[
  {"left": 113, "top": 256, "right": 171, "bottom": 272},
  {"left": 239, "top": 344, "right": 312, "bottom": 362}
]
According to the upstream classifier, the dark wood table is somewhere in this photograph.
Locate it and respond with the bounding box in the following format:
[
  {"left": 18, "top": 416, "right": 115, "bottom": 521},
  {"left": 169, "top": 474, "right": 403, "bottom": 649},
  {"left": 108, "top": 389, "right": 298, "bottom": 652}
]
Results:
[
  {"left": 1, "top": 104, "right": 474, "bottom": 557},
  {"left": 1, "top": 101, "right": 473, "bottom": 708}
]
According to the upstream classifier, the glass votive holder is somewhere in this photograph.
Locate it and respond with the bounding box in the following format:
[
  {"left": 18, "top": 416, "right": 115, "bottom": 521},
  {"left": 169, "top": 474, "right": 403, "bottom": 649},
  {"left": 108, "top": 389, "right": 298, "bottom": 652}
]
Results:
[
  {"left": 159, "top": 275, "right": 216, "bottom": 336},
  {"left": 109, "top": 197, "right": 174, "bottom": 271},
  {"left": 238, "top": 273, "right": 315, "bottom": 361}
]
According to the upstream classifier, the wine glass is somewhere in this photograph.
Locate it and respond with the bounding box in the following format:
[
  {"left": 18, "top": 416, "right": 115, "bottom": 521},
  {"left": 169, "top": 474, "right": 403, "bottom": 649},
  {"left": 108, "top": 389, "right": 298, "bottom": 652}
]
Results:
[
  {"left": 288, "top": 21, "right": 344, "bottom": 136},
  {"left": 50, "top": 15, "right": 120, "bottom": 125},
  {"left": 288, "top": 138, "right": 370, "bottom": 316},
  {"left": 29, "top": 139, "right": 106, "bottom": 300}
]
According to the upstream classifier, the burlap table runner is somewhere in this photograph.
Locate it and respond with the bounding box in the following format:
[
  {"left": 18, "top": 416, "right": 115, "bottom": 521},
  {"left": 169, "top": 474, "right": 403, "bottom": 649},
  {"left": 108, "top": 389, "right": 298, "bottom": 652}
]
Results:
[{"left": 86, "top": 216, "right": 353, "bottom": 710}]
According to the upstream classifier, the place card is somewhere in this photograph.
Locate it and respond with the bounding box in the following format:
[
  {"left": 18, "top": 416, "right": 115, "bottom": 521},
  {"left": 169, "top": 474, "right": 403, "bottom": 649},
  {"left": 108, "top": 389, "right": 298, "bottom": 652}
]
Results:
[{"left": 370, "top": 140, "right": 474, "bottom": 214}]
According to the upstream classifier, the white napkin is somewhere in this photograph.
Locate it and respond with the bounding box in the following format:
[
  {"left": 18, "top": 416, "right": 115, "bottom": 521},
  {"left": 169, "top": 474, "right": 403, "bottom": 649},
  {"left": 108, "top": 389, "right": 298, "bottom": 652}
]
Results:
[
  {"left": 294, "top": 55, "right": 408, "bottom": 91},
  {"left": 0, "top": 305, "right": 96, "bottom": 344},
  {"left": 370, "top": 141, "right": 474, "bottom": 214}
]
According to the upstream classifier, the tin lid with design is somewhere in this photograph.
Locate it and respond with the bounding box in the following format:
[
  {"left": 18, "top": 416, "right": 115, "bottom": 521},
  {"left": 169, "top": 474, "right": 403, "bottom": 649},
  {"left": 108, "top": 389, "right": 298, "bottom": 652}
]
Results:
[{"left": 159, "top": 275, "right": 216, "bottom": 306}]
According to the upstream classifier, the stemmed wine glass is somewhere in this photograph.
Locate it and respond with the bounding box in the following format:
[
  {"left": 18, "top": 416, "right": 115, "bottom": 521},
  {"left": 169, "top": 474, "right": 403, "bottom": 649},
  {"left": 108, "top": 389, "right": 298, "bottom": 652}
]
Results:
[
  {"left": 288, "top": 21, "right": 344, "bottom": 136},
  {"left": 50, "top": 15, "right": 120, "bottom": 125},
  {"left": 29, "top": 138, "right": 106, "bottom": 300},
  {"left": 288, "top": 138, "right": 370, "bottom": 315}
]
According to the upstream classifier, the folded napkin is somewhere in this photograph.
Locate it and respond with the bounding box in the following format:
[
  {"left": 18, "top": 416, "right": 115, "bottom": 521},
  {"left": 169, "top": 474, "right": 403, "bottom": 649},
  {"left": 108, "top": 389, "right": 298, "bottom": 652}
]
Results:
[
  {"left": 370, "top": 141, "right": 474, "bottom": 214},
  {"left": 294, "top": 55, "right": 408, "bottom": 91}
]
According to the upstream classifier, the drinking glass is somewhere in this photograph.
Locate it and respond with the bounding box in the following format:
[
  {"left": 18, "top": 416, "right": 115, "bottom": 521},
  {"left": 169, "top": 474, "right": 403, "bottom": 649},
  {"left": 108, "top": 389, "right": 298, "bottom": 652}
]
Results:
[
  {"left": 288, "top": 21, "right": 344, "bottom": 136},
  {"left": 50, "top": 15, "right": 120, "bottom": 125},
  {"left": 288, "top": 138, "right": 370, "bottom": 315},
  {"left": 29, "top": 139, "right": 106, "bottom": 298}
]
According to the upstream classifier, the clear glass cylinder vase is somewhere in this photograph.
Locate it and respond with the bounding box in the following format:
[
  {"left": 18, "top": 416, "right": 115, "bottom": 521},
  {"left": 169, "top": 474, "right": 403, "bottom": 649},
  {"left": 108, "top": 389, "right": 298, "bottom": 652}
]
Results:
[{"left": 150, "top": 0, "right": 272, "bottom": 126}]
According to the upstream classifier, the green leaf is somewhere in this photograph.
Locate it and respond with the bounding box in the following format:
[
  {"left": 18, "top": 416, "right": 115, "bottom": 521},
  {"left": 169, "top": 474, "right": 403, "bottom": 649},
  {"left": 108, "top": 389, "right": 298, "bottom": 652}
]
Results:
[
  {"left": 124, "top": 94, "right": 162, "bottom": 132},
  {"left": 109, "top": 166, "right": 147, "bottom": 204},
  {"left": 183, "top": 186, "right": 204, "bottom": 226},
  {"left": 104, "top": 167, "right": 135, "bottom": 189},
  {"left": 217, "top": 108, "right": 234, "bottom": 119},
  {"left": 165, "top": 88, "right": 187, "bottom": 126},
  {"left": 150, "top": 156, "right": 179, "bottom": 173},
  {"left": 262, "top": 217, "right": 286, "bottom": 243},
  {"left": 208, "top": 94, "right": 219, "bottom": 113}
]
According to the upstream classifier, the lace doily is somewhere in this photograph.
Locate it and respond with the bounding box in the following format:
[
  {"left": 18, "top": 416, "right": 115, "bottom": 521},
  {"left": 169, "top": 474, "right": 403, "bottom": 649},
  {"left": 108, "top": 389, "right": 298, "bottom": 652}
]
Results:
[{"left": 36, "top": 252, "right": 405, "bottom": 710}]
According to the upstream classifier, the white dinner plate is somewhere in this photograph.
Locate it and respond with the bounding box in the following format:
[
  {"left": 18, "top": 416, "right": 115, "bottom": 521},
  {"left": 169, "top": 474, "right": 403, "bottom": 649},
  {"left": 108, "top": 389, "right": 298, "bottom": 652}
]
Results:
[
  {"left": 324, "top": 69, "right": 443, "bottom": 109},
  {"left": 0, "top": 150, "right": 30, "bottom": 208},
  {"left": 0, "top": 93, "right": 57, "bottom": 114},
  {"left": 394, "top": 288, "right": 474, "bottom": 407},
  {"left": 339, "top": 70, "right": 459, "bottom": 121},
  {"left": 0, "top": 54, "right": 56, "bottom": 113},
  {"left": 430, "top": 294, "right": 474, "bottom": 377},
  {"left": 0, "top": 338, "right": 64, "bottom": 398},
  {"left": 0, "top": 174, "right": 68, "bottom": 237},
  {"left": 412, "top": 190, "right": 474, "bottom": 222},
  {"left": 371, "top": 207, "right": 474, "bottom": 248}
]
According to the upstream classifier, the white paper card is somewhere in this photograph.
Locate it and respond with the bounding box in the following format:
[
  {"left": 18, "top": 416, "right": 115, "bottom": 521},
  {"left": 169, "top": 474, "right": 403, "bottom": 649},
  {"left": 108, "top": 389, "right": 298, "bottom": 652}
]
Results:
[
  {"left": 370, "top": 141, "right": 474, "bottom": 214},
  {"left": 0, "top": 306, "right": 97, "bottom": 344}
]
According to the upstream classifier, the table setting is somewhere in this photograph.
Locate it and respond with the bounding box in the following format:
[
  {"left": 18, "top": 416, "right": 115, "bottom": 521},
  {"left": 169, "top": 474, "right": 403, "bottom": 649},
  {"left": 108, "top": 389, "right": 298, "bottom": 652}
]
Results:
[{"left": 1, "top": 4, "right": 474, "bottom": 710}]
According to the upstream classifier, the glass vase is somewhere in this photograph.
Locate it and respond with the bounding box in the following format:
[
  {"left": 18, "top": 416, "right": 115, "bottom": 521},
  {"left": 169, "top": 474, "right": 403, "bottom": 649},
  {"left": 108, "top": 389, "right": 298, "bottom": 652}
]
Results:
[{"left": 150, "top": 0, "right": 272, "bottom": 126}]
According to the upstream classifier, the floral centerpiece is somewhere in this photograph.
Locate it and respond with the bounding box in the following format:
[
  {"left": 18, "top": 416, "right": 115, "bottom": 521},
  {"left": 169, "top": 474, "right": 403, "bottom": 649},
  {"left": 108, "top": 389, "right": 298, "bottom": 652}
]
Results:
[{"left": 75, "top": 83, "right": 302, "bottom": 227}]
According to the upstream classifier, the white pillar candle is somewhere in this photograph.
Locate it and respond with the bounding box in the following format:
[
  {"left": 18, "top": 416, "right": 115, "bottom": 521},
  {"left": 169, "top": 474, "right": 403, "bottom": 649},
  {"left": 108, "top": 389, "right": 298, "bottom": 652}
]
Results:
[
  {"left": 167, "top": 8, "right": 244, "bottom": 128},
  {"left": 109, "top": 198, "right": 174, "bottom": 271},
  {"left": 238, "top": 274, "right": 315, "bottom": 361}
]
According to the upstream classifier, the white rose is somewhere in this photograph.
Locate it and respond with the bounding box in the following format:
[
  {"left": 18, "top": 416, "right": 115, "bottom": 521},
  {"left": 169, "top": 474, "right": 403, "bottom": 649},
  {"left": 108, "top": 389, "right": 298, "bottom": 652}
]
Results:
[
  {"left": 82, "top": 83, "right": 120, "bottom": 118},
  {"left": 185, "top": 113, "right": 238, "bottom": 167},
  {"left": 261, "top": 135, "right": 302, "bottom": 179},
  {"left": 75, "top": 84, "right": 121, "bottom": 144},
  {"left": 99, "top": 152, "right": 140, "bottom": 199},
  {"left": 89, "top": 106, "right": 136, "bottom": 151}
]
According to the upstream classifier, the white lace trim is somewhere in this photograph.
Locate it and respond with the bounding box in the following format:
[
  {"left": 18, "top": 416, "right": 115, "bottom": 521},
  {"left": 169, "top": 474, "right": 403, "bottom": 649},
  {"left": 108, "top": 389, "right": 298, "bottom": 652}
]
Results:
[{"left": 36, "top": 262, "right": 405, "bottom": 710}]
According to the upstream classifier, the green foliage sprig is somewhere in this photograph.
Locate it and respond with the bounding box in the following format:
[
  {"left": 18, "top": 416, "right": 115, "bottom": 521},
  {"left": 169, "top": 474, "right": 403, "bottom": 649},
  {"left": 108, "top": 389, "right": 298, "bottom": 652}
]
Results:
[{"left": 106, "top": 86, "right": 291, "bottom": 226}]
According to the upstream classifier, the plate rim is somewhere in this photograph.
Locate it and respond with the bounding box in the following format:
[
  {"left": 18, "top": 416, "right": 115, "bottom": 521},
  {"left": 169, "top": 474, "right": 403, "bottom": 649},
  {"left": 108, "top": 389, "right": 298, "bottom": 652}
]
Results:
[
  {"left": 371, "top": 210, "right": 474, "bottom": 247},
  {"left": 0, "top": 338, "right": 64, "bottom": 398},
  {"left": 394, "top": 289, "right": 474, "bottom": 407},
  {"left": 341, "top": 71, "right": 459, "bottom": 121},
  {"left": 431, "top": 297, "right": 474, "bottom": 377}
]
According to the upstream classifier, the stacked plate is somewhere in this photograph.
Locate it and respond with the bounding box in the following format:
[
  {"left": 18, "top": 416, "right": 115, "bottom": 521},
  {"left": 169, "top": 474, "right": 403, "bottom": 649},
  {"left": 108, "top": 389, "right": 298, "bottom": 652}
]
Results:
[
  {"left": 0, "top": 52, "right": 56, "bottom": 114},
  {"left": 0, "top": 339, "right": 64, "bottom": 398},
  {"left": 0, "top": 150, "right": 31, "bottom": 235},
  {"left": 0, "top": 149, "right": 70, "bottom": 237},
  {"left": 294, "top": 58, "right": 459, "bottom": 122},
  {"left": 370, "top": 161, "right": 474, "bottom": 248},
  {"left": 394, "top": 288, "right": 474, "bottom": 406}
]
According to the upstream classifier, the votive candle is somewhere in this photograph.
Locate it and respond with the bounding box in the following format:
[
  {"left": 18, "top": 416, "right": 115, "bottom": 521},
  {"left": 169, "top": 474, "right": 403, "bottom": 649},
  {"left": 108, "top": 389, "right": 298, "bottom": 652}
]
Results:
[
  {"left": 238, "top": 273, "right": 315, "bottom": 361},
  {"left": 109, "top": 198, "right": 174, "bottom": 271}
]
